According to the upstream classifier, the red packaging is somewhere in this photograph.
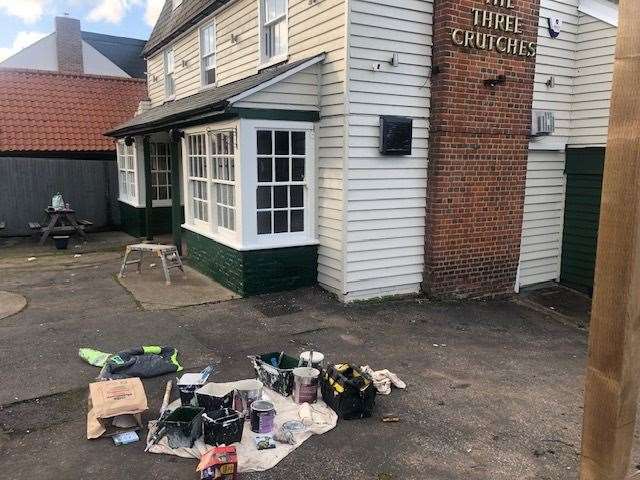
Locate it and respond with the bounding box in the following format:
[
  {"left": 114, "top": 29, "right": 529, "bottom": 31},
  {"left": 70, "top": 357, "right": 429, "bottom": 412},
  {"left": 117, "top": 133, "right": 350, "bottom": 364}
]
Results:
[{"left": 197, "top": 446, "right": 238, "bottom": 480}]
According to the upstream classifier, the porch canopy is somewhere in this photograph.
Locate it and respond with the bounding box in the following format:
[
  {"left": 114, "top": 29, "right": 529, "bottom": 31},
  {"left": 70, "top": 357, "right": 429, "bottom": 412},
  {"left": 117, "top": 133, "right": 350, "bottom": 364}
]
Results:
[{"left": 106, "top": 53, "right": 325, "bottom": 139}]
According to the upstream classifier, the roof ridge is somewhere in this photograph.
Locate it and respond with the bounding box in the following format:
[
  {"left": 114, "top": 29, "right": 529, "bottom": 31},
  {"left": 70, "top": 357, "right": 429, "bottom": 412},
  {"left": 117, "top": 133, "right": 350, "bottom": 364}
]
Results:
[
  {"left": 81, "top": 31, "right": 147, "bottom": 43},
  {"left": 0, "top": 68, "right": 147, "bottom": 83}
]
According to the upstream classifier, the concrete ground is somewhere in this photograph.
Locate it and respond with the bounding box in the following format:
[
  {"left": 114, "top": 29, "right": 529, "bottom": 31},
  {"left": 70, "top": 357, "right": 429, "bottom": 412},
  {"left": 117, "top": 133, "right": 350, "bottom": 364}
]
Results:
[{"left": 1, "top": 241, "right": 639, "bottom": 479}]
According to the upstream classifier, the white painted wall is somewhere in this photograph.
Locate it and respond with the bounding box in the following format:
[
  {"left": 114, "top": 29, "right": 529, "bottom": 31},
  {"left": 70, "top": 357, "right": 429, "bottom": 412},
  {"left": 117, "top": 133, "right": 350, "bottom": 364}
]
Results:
[
  {"left": 342, "top": 0, "right": 432, "bottom": 301},
  {"left": 0, "top": 34, "right": 58, "bottom": 71},
  {"left": 0, "top": 32, "right": 131, "bottom": 77},
  {"left": 570, "top": 12, "right": 616, "bottom": 147},
  {"left": 82, "top": 40, "right": 131, "bottom": 77}
]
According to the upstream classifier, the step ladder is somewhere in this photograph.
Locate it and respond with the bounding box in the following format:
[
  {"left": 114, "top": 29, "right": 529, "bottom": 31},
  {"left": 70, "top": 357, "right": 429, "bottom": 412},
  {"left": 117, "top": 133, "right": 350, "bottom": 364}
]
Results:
[{"left": 118, "top": 243, "right": 186, "bottom": 286}]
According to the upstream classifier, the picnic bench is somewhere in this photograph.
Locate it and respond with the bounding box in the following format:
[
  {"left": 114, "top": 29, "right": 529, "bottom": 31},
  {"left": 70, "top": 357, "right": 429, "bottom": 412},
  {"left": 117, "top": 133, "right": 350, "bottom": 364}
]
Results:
[{"left": 29, "top": 208, "right": 91, "bottom": 245}]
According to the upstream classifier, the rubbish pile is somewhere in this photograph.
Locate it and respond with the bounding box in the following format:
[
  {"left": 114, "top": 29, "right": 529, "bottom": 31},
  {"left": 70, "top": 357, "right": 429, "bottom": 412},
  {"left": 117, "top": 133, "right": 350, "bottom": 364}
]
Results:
[{"left": 80, "top": 346, "right": 405, "bottom": 478}]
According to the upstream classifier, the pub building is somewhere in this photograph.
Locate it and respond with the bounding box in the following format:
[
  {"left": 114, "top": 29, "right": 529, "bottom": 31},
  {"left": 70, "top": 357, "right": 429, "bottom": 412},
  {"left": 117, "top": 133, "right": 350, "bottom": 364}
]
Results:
[{"left": 108, "top": 0, "right": 618, "bottom": 301}]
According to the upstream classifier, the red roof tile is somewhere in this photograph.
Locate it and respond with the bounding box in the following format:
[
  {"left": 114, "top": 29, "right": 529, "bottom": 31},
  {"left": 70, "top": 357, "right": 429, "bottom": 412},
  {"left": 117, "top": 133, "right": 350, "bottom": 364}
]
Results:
[{"left": 0, "top": 69, "right": 147, "bottom": 153}]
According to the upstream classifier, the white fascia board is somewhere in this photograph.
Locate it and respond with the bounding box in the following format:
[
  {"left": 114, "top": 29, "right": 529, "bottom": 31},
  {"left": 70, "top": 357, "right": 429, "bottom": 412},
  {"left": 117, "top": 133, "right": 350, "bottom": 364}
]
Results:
[
  {"left": 227, "top": 53, "right": 326, "bottom": 105},
  {"left": 578, "top": 0, "right": 619, "bottom": 27}
]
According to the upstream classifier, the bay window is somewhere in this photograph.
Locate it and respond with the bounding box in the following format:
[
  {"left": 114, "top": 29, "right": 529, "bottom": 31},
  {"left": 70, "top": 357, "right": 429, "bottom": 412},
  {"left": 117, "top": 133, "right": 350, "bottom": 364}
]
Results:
[
  {"left": 201, "top": 23, "right": 216, "bottom": 87},
  {"left": 182, "top": 120, "right": 315, "bottom": 250},
  {"left": 164, "top": 48, "right": 175, "bottom": 98},
  {"left": 150, "top": 142, "right": 172, "bottom": 203},
  {"left": 261, "top": 0, "right": 288, "bottom": 64},
  {"left": 117, "top": 140, "right": 137, "bottom": 204}
]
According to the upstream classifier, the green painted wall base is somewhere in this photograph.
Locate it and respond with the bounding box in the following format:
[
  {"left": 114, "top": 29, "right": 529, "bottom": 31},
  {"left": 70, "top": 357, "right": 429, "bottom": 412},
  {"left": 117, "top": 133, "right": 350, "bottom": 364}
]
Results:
[
  {"left": 183, "top": 229, "right": 318, "bottom": 296},
  {"left": 118, "top": 201, "right": 176, "bottom": 237}
]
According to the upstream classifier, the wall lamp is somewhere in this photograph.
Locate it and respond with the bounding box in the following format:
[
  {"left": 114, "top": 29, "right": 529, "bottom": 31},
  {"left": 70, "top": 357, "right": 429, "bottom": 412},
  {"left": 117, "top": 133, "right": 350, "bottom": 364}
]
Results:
[{"left": 483, "top": 74, "right": 506, "bottom": 88}]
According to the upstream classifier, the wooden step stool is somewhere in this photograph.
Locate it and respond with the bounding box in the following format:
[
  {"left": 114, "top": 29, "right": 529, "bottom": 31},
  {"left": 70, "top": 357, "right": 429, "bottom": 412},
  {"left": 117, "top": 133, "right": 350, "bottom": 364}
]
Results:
[{"left": 118, "top": 243, "right": 186, "bottom": 285}]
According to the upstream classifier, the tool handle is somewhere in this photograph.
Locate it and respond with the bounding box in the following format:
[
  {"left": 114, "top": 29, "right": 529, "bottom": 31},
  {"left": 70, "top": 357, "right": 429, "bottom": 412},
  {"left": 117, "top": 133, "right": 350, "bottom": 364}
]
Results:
[{"left": 160, "top": 380, "right": 172, "bottom": 414}]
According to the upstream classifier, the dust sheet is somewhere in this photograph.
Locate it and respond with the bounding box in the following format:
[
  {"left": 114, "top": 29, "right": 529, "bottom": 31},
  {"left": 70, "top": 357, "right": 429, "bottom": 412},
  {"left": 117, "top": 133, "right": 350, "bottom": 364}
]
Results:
[{"left": 146, "top": 386, "right": 338, "bottom": 473}]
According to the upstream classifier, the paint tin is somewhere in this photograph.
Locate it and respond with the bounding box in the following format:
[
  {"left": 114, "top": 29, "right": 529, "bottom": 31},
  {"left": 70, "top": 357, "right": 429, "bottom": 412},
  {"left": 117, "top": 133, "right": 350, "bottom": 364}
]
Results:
[
  {"left": 250, "top": 400, "right": 276, "bottom": 434},
  {"left": 293, "top": 367, "right": 320, "bottom": 404},
  {"left": 299, "top": 351, "right": 325, "bottom": 371},
  {"left": 232, "top": 379, "right": 263, "bottom": 416}
]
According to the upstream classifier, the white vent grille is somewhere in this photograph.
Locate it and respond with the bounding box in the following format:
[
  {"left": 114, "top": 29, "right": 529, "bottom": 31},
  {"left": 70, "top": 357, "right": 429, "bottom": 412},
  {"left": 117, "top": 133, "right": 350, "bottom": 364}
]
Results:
[{"left": 531, "top": 110, "right": 555, "bottom": 136}]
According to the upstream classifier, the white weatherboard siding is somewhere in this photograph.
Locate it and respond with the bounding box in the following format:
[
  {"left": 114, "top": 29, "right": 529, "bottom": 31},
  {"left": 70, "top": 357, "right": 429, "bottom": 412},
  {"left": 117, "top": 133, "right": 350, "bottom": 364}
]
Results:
[
  {"left": 529, "top": 0, "right": 578, "bottom": 151},
  {"left": 570, "top": 13, "right": 616, "bottom": 147},
  {"left": 343, "top": 0, "right": 432, "bottom": 301},
  {"left": 518, "top": 150, "right": 566, "bottom": 288},
  {"left": 144, "top": 0, "right": 349, "bottom": 296}
]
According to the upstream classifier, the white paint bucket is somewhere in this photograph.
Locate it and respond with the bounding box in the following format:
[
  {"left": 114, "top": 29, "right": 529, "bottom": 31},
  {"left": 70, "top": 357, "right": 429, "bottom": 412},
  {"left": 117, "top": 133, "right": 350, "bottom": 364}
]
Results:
[
  {"left": 299, "top": 351, "right": 325, "bottom": 371},
  {"left": 293, "top": 367, "right": 320, "bottom": 404}
]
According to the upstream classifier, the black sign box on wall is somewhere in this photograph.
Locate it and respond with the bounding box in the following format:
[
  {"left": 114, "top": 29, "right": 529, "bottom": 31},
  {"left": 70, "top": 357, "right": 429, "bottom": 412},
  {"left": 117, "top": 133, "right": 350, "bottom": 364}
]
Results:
[{"left": 379, "top": 116, "right": 413, "bottom": 156}]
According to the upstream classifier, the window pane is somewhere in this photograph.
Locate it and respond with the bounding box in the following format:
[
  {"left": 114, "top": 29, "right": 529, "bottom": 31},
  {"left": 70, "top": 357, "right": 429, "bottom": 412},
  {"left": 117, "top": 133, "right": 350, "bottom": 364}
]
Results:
[
  {"left": 290, "top": 185, "right": 304, "bottom": 208},
  {"left": 257, "top": 131, "right": 272, "bottom": 155},
  {"left": 275, "top": 131, "right": 289, "bottom": 155},
  {"left": 275, "top": 157, "right": 289, "bottom": 182},
  {"left": 257, "top": 186, "right": 272, "bottom": 209},
  {"left": 274, "top": 186, "right": 287, "bottom": 208},
  {"left": 257, "top": 157, "right": 272, "bottom": 182},
  {"left": 257, "top": 211, "right": 272, "bottom": 235},
  {"left": 229, "top": 209, "right": 235, "bottom": 230},
  {"left": 274, "top": 210, "right": 288, "bottom": 233},
  {"left": 205, "top": 67, "right": 216, "bottom": 85},
  {"left": 291, "top": 210, "right": 304, "bottom": 232},
  {"left": 292, "top": 131, "right": 305, "bottom": 155},
  {"left": 292, "top": 157, "right": 305, "bottom": 181}
]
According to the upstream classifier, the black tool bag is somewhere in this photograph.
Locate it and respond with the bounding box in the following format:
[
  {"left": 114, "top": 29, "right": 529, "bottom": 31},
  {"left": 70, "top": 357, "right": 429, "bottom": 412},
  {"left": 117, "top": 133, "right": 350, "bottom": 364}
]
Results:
[{"left": 320, "top": 364, "right": 376, "bottom": 420}]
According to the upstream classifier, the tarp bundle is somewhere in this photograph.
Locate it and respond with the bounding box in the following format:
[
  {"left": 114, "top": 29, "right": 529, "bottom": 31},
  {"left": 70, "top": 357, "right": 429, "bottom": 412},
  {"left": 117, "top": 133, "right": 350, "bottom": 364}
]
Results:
[{"left": 79, "top": 346, "right": 183, "bottom": 380}]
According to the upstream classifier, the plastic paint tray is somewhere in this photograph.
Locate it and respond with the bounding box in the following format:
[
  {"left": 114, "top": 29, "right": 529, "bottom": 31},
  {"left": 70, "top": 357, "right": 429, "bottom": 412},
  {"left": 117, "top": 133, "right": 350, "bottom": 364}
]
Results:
[{"left": 164, "top": 406, "right": 204, "bottom": 447}]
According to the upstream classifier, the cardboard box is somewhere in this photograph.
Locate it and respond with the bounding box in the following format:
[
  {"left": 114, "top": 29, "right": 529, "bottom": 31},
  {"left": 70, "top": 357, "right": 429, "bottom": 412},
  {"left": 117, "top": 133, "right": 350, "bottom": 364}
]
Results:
[{"left": 87, "top": 378, "right": 148, "bottom": 439}]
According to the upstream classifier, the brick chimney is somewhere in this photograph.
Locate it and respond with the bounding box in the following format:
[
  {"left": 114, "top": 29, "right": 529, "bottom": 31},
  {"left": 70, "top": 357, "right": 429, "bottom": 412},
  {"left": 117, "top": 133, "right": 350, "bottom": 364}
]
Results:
[{"left": 55, "top": 16, "right": 84, "bottom": 74}]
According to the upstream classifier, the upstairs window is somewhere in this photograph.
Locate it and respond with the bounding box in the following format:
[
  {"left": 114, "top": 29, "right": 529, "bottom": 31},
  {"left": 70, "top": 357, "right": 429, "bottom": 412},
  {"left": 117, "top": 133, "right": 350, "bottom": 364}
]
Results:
[
  {"left": 201, "top": 23, "right": 216, "bottom": 87},
  {"left": 164, "top": 48, "right": 175, "bottom": 99},
  {"left": 261, "top": 0, "right": 288, "bottom": 64},
  {"left": 173, "top": 0, "right": 183, "bottom": 9}
]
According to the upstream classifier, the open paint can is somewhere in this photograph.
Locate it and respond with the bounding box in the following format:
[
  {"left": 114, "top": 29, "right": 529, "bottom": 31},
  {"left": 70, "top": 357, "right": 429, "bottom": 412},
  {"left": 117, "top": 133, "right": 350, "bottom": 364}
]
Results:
[
  {"left": 299, "top": 351, "right": 325, "bottom": 371},
  {"left": 293, "top": 367, "right": 320, "bottom": 404},
  {"left": 250, "top": 400, "right": 276, "bottom": 434},
  {"left": 233, "top": 379, "right": 263, "bottom": 416}
]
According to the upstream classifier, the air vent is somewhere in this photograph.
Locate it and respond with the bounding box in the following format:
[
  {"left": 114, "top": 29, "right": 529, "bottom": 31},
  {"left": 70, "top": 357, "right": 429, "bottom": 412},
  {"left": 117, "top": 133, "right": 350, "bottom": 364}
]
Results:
[
  {"left": 531, "top": 110, "right": 555, "bottom": 137},
  {"left": 379, "top": 116, "right": 413, "bottom": 155}
]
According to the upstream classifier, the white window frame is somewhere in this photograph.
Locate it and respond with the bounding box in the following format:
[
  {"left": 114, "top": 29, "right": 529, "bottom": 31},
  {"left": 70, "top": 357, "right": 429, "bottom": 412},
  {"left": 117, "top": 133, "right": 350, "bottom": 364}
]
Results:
[
  {"left": 185, "top": 133, "right": 209, "bottom": 229},
  {"left": 164, "top": 48, "right": 176, "bottom": 100},
  {"left": 240, "top": 119, "right": 316, "bottom": 250},
  {"left": 200, "top": 22, "right": 217, "bottom": 89},
  {"left": 117, "top": 140, "right": 138, "bottom": 205},
  {"left": 210, "top": 130, "right": 237, "bottom": 233},
  {"left": 150, "top": 142, "right": 172, "bottom": 207},
  {"left": 182, "top": 121, "right": 242, "bottom": 247},
  {"left": 258, "top": 0, "right": 289, "bottom": 69}
]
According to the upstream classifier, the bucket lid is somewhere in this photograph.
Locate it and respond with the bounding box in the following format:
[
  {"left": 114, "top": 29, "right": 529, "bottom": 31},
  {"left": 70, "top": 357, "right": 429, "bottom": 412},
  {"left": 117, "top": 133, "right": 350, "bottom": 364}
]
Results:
[
  {"left": 251, "top": 400, "right": 275, "bottom": 412},
  {"left": 293, "top": 367, "right": 320, "bottom": 378},
  {"left": 300, "top": 351, "right": 324, "bottom": 363}
]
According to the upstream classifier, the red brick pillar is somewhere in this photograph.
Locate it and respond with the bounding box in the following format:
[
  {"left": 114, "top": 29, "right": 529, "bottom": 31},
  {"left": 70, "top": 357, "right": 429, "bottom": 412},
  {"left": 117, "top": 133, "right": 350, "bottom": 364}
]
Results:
[{"left": 424, "top": 0, "right": 541, "bottom": 299}]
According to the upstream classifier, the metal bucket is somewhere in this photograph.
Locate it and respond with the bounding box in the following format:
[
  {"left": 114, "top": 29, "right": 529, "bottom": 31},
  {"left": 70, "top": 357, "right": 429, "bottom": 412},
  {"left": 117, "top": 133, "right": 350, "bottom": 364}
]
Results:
[
  {"left": 293, "top": 367, "right": 320, "bottom": 404},
  {"left": 232, "top": 379, "right": 263, "bottom": 416},
  {"left": 250, "top": 400, "right": 276, "bottom": 434}
]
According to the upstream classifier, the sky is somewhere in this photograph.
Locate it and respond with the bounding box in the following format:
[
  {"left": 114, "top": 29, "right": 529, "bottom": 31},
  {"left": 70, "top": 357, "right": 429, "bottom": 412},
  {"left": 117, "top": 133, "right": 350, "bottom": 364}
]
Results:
[{"left": 0, "top": 0, "right": 165, "bottom": 62}]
